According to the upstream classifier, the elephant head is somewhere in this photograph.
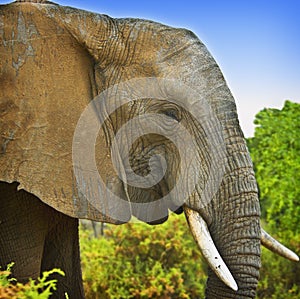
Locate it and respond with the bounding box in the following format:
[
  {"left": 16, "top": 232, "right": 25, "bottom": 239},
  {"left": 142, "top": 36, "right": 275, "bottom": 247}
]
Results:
[{"left": 0, "top": 1, "right": 298, "bottom": 298}]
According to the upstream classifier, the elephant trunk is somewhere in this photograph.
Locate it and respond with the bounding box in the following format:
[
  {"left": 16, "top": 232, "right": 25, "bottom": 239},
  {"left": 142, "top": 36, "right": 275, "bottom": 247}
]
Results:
[
  {"left": 206, "top": 194, "right": 260, "bottom": 297},
  {"left": 186, "top": 123, "right": 261, "bottom": 298},
  {"left": 204, "top": 101, "right": 261, "bottom": 298},
  {"left": 205, "top": 174, "right": 261, "bottom": 298}
]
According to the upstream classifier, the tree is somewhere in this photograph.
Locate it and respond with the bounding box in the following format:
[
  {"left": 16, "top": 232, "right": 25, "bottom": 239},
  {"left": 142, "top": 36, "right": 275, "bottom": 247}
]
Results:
[
  {"left": 248, "top": 100, "right": 300, "bottom": 241},
  {"left": 248, "top": 100, "right": 300, "bottom": 298}
]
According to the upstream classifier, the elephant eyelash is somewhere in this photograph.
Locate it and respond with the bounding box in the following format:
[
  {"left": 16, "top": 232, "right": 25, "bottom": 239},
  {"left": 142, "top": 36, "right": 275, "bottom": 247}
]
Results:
[{"left": 162, "top": 109, "right": 181, "bottom": 122}]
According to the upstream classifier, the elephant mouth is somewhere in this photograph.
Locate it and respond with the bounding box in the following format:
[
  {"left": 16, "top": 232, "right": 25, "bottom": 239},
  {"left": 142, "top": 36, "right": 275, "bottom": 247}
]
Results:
[{"left": 125, "top": 176, "right": 184, "bottom": 225}]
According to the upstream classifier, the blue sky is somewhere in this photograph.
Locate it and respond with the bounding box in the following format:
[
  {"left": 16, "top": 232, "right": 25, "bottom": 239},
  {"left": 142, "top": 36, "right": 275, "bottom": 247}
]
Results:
[{"left": 1, "top": 0, "right": 299, "bottom": 136}]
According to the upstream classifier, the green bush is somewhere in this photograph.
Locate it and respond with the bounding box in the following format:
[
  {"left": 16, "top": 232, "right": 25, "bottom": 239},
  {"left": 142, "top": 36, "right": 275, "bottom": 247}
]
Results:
[
  {"left": 0, "top": 263, "right": 65, "bottom": 299},
  {"left": 248, "top": 101, "right": 300, "bottom": 298},
  {"left": 248, "top": 100, "right": 300, "bottom": 241},
  {"left": 80, "top": 213, "right": 207, "bottom": 299},
  {"left": 256, "top": 247, "right": 300, "bottom": 299}
]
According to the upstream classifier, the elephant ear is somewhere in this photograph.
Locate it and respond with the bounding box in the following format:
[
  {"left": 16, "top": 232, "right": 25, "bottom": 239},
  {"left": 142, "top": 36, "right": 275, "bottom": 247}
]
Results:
[{"left": 0, "top": 2, "right": 131, "bottom": 223}]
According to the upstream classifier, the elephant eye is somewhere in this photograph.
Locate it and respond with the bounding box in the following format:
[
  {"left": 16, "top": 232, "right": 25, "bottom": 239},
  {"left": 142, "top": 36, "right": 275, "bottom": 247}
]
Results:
[{"left": 162, "top": 109, "right": 181, "bottom": 122}]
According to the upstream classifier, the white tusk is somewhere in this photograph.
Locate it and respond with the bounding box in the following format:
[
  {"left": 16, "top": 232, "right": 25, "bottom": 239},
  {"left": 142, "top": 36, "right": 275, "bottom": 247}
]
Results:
[
  {"left": 261, "top": 229, "right": 299, "bottom": 262},
  {"left": 184, "top": 207, "right": 238, "bottom": 291}
]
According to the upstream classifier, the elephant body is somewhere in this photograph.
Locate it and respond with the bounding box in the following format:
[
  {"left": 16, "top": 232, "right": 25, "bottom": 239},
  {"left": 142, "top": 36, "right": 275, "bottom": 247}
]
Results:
[
  {"left": 0, "top": 181, "right": 84, "bottom": 298},
  {"left": 0, "top": 1, "right": 297, "bottom": 298}
]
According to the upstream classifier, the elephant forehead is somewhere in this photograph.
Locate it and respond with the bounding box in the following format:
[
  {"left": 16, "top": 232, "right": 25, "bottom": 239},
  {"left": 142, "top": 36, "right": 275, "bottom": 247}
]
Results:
[{"left": 0, "top": 4, "right": 121, "bottom": 222}]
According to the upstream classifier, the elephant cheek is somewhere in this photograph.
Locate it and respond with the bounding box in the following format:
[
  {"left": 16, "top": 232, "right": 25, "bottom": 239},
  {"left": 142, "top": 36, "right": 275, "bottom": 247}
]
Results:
[{"left": 72, "top": 126, "right": 132, "bottom": 224}]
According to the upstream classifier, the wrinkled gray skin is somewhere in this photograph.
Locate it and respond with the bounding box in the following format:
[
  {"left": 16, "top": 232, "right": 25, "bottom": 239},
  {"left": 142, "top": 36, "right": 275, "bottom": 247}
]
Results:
[
  {"left": 0, "top": 182, "right": 84, "bottom": 298},
  {"left": 0, "top": 1, "right": 262, "bottom": 298}
]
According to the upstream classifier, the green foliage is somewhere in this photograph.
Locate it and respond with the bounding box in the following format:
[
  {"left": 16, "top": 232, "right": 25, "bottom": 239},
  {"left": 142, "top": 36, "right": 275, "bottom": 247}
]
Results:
[
  {"left": 0, "top": 263, "right": 66, "bottom": 299},
  {"left": 248, "top": 100, "right": 300, "bottom": 298},
  {"left": 80, "top": 213, "right": 207, "bottom": 299},
  {"left": 0, "top": 263, "right": 16, "bottom": 288},
  {"left": 248, "top": 100, "right": 300, "bottom": 241},
  {"left": 256, "top": 248, "right": 300, "bottom": 299}
]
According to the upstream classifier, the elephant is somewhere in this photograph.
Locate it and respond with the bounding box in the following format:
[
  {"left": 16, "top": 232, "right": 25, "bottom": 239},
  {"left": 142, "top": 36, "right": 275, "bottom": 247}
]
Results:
[{"left": 0, "top": 1, "right": 298, "bottom": 298}]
